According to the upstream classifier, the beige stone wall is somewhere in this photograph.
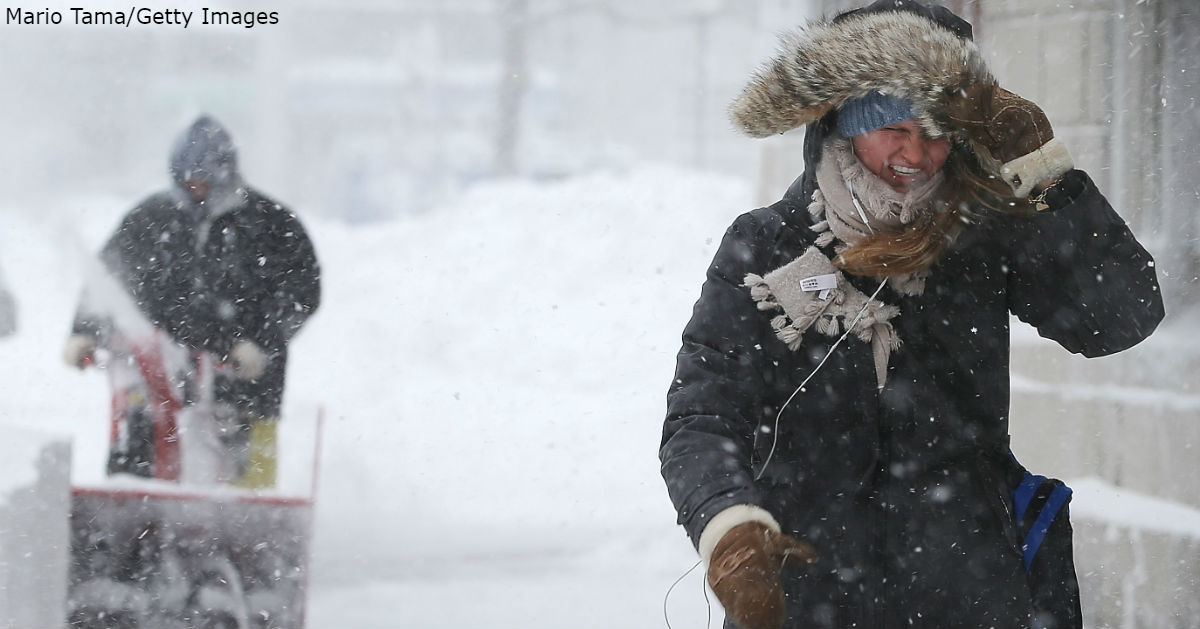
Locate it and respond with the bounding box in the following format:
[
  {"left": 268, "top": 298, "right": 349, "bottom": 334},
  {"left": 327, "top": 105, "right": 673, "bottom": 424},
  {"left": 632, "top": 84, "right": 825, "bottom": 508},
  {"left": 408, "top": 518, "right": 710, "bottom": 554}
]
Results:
[
  {"left": 977, "top": 0, "right": 1194, "bottom": 475},
  {"left": 979, "top": 2, "right": 1198, "bottom": 627}
]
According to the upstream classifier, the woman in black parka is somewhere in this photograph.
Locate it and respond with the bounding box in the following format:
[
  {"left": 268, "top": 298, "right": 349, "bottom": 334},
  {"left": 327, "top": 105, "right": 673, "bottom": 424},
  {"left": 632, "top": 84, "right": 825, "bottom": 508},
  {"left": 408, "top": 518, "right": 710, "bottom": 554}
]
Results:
[
  {"left": 658, "top": 2, "right": 1163, "bottom": 628},
  {"left": 64, "top": 115, "right": 321, "bottom": 488}
]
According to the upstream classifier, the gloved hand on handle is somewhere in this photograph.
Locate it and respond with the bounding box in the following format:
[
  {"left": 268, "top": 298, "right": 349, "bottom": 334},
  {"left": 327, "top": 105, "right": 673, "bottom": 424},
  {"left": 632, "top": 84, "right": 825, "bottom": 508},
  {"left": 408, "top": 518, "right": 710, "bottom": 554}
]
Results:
[
  {"left": 943, "top": 83, "right": 1074, "bottom": 197},
  {"left": 62, "top": 333, "right": 98, "bottom": 369},
  {"left": 700, "top": 507, "right": 819, "bottom": 629},
  {"left": 229, "top": 340, "right": 268, "bottom": 380}
]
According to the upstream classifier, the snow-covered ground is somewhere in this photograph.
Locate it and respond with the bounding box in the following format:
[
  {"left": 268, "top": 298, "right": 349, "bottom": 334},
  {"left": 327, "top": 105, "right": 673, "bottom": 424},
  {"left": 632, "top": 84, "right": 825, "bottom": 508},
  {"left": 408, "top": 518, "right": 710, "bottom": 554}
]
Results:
[{"left": 3, "top": 164, "right": 1198, "bottom": 628}]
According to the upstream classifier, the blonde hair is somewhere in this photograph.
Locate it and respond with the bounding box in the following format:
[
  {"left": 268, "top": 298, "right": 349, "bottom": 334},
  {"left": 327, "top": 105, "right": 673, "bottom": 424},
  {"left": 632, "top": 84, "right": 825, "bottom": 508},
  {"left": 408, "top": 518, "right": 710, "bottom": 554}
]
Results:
[{"left": 833, "top": 142, "right": 1031, "bottom": 277}]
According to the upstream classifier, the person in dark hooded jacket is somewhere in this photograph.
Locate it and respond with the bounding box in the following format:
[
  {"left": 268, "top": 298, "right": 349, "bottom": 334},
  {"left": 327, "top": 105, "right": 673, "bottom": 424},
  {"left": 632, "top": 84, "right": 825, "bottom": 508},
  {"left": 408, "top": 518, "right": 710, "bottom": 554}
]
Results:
[
  {"left": 659, "top": 2, "right": 1164, "bottom": 629},
  {"left": 64, "top": 115, "right": 321, "bottom": 489}
]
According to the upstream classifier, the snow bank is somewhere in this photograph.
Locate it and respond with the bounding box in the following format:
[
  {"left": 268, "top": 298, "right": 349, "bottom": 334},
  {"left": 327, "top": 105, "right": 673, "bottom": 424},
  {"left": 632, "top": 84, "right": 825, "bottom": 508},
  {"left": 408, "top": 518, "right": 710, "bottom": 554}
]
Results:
[
  {"left": 1069, "top": 477, "right": 1200, "bottom": 537},
  {"left": 1068, "top": 478, "right": 1200, "bottom": 629},
  {"left": 0, "top": 427, "right": 71, "bottom": 628},
  {"left": 284, "top": 164, "right": 749, "bottom": 573}
]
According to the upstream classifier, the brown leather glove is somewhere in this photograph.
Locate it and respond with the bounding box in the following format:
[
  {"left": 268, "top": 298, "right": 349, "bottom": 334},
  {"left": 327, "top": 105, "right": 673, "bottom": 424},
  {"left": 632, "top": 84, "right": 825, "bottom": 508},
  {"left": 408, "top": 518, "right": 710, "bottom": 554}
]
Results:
[
  {"left": 707, "top": 522, "right": 819, "bottom": 629},
  {"left": 943, "top": 83, "right": 1072, "bottom": 196}
]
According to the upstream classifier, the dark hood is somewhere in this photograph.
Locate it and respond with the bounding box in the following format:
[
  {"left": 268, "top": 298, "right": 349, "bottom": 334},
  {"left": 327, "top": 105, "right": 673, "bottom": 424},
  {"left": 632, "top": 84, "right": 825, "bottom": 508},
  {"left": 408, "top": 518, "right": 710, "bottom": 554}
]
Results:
[
  {"left": 168, "top": 115, "right": 239, "bottom": 195},
  {"left": 837, "top": 0, "right": 972, "bottom": 39}
]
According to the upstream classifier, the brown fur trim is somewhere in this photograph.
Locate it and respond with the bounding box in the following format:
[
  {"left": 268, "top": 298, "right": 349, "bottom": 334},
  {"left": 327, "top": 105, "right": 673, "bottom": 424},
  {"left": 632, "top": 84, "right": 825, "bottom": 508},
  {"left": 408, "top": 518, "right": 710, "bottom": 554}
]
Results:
[{"left": 730, "top": 10, "right": 993, "bottom": 138}]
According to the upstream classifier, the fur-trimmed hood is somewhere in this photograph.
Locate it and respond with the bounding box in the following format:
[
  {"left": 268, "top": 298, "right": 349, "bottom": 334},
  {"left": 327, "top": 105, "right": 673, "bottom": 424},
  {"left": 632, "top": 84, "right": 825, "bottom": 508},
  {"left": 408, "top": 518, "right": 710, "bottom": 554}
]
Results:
[{"left": 730, "top": 0, "right": 993, "bottom": 140}]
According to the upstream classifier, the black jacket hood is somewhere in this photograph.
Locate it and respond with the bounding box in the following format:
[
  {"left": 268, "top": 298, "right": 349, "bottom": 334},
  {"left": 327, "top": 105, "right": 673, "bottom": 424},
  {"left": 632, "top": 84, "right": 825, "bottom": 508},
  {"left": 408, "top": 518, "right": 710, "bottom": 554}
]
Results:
[{"left": 169, "top": 114, "right": 239, "bottom": 192}]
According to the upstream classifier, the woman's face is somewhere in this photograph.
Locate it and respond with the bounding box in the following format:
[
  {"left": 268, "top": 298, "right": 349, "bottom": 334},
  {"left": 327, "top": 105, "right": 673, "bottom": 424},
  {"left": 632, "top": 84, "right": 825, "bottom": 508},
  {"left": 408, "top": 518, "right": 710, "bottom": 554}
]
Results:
[{"left": 850, "top": 119, "right": 951, "bottom": 193}]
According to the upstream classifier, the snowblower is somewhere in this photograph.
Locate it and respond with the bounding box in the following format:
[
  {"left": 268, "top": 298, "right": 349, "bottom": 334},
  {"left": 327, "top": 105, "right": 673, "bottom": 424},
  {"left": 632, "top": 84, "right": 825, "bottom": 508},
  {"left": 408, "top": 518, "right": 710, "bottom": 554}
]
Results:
[{"left": 66, "top": 326, "right": 323, "bottom": 629}]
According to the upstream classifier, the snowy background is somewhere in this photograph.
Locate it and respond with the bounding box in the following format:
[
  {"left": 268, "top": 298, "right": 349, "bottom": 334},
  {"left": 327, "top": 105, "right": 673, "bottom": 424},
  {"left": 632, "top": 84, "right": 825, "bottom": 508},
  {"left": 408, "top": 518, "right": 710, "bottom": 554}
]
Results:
[{"left": 1, "top": 1, "right": 1198, "bottom": 627}]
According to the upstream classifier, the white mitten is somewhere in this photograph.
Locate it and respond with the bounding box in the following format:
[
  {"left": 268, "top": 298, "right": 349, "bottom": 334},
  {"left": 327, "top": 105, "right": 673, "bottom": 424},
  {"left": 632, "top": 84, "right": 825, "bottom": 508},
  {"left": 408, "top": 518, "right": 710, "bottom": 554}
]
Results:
[
  {"left": 63, "top": 333, "right": 98, "bottom": 369},
  {"left": 230, "top": 340, "right": 268, "bottom": 380}
]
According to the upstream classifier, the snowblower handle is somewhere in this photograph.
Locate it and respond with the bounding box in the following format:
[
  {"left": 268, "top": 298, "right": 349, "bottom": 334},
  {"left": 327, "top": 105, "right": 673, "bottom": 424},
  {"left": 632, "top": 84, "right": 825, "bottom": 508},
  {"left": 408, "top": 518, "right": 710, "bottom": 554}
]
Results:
[{"left": 81, "top": 348, "right": 113, "bottom": 369}]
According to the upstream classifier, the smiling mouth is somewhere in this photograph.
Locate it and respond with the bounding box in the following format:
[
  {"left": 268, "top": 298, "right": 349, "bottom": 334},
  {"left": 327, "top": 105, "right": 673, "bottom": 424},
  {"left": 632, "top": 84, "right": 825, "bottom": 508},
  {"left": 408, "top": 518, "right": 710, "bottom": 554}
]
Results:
[{"left": 890, "top": 165, "right": 921, "bottom": 176}]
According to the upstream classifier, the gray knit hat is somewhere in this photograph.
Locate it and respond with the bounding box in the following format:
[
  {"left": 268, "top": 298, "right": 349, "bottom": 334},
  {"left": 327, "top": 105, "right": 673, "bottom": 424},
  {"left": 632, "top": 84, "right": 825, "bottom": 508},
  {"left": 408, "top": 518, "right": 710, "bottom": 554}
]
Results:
[{"left": 836, "top": 91, "right": 915, "bottom": 138}]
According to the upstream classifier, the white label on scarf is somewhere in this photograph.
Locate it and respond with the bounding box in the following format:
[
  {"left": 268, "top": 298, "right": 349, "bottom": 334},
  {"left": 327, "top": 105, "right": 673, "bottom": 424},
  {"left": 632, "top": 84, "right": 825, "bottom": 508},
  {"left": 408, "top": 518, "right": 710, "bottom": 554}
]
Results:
[{"left": 801, "top": 273, "right": 837, "bottom": 292}]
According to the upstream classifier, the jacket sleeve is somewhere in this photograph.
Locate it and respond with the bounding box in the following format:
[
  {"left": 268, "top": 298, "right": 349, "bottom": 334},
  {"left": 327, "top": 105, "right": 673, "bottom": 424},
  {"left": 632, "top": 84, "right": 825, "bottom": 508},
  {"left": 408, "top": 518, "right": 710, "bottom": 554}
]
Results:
[
  {"left": 237, "top": 202, "right": 321, "bottom": 353},
  {"left": 1004, "top": 170, "right": 1164, "bottom": 356},
  {"left": 659, "top": 210, "right": 776, "bottom": 547},
  {"left": 71, "top": 196, "right": 183, "bottom": 340}
]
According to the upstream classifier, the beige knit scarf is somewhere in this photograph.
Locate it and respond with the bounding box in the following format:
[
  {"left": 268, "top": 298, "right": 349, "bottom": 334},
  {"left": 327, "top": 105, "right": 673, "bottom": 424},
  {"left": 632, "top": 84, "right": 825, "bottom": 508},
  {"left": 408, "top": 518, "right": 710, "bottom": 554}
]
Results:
[
  {"left": 745, "top": 137, "right": 944, "bottom": 389},
  {"left": 811, "top": 136, "right": 942, "bottom": 296}
]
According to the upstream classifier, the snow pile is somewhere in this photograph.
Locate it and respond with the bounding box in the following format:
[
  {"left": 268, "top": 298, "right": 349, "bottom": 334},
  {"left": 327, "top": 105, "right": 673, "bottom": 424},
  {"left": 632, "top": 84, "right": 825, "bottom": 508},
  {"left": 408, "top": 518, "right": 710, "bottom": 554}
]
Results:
[
  {"left": 288, "top": 166, "right": 748, "bottom": 628},
  {"left": 0, "top": 427, "right": 71, "bottom": 628},
  {"left": 1069, "top": 477, "right": 1200, "bottom": 536},
  {"left": 1067, "top": 477, "right": 1200, "bottom": 629}
]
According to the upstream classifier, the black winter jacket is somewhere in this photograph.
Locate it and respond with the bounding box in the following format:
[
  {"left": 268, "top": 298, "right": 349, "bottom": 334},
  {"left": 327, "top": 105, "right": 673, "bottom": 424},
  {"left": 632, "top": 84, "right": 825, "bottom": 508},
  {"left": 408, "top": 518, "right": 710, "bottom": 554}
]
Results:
[
  {"left": 660, "top": 160, "right": 1163, "bottom": 628},
  {"left": 74, "top": 187, "right": 321, "bottom": 417}
]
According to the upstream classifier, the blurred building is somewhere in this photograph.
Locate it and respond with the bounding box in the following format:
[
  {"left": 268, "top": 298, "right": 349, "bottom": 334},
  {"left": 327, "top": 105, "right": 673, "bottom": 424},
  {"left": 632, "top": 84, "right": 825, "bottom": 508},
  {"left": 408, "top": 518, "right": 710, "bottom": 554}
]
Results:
[{"left": 0, "top": 1, "right": 807, "bottom": 222}]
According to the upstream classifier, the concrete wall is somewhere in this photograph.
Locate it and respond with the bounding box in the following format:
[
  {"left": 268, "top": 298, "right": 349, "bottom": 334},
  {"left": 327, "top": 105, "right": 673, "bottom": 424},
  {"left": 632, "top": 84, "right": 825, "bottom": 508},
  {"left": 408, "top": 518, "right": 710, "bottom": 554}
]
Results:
[
  {"left": 1075, "top": 518, "right": 1200, "bottom": 629},
  {"left": 982, "top": 1, "right": 1200, "bottom": 625}
]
